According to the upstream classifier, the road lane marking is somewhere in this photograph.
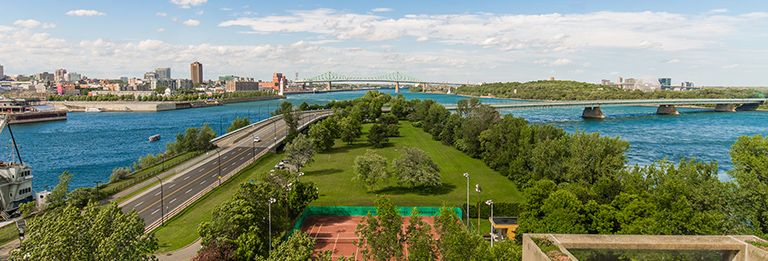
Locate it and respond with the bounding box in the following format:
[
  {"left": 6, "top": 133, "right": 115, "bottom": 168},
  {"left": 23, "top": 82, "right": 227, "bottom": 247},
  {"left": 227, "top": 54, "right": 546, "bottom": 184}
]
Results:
[
  {"left": 169, "top": 183, "right": 176, "bottom": 188},
  {"left": 134, "top": 201, "right": 144, "bottom": 208},
  {"left": 155, "top": 191, "right": 161, "bottom": 196},
  {"left": 186, "top": 188, "right": 193, "bottom": 194},
  {"left": 200, "top": 180, "right": 206, "bottom": 185},
  {"left": 170, "top": 198, "right": 177, "bottom": 204},
  {"left": 151, "top": 209, "right": 159, "bottom": 215}
]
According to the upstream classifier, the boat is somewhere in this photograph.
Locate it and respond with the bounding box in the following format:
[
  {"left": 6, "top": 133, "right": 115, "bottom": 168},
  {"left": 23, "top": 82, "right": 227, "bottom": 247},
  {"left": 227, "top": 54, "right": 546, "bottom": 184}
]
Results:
[
  {"left": 0, "top": 98, "right": 67, "bottom": 124},
  {"left": 0, "top": 116, "right": 35, "bottom": 219},
  {"left": 85, "top": 107, "right": 103, "bottom": 113},
  {"left": 149, "top": 134, "right": 161, "bottom": 142}
]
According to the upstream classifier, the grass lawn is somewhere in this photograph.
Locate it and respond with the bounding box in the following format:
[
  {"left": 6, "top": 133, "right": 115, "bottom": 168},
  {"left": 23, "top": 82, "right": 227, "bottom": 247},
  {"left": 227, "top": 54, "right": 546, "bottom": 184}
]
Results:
[
  {"left": 154, "top": 120, "right": 524, "bottom": 252},
  {"left": 303, "top": 121, "right": 524, "bottom": 208}
]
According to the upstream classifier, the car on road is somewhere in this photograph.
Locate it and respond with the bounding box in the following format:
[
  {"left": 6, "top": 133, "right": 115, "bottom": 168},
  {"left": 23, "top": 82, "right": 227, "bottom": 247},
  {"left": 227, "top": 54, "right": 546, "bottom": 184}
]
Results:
[{"left": 254, "top": 137, "right": 261, "bottom": 143}]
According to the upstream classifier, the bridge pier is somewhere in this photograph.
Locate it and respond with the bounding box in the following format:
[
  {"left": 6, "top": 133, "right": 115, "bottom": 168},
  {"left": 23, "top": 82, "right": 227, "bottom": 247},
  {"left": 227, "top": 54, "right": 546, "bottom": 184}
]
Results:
[
  {"left": 715, "top": 104, "right": 735, "bottom": 112},
  {"left": 582, "top": 107, "right": 605, "bottom": 119},
  {"left": 656, "top": 105, "right": 679, "bottom": 115},
  {"left": 395, "top": 81, "right": 399, "bottom": 93},
  {"left": 736, "top": 103, "right": 760, "bottom": 111}
]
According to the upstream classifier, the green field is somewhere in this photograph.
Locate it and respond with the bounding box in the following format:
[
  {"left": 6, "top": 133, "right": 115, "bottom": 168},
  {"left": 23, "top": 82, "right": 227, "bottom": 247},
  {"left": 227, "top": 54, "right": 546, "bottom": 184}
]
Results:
[{"left": 154, "top": 120, "right": 523, "bottom": 252}]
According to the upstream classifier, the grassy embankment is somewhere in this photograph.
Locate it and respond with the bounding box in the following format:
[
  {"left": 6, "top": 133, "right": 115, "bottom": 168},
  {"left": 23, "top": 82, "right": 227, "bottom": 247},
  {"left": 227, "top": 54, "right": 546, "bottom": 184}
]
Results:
[{"left": 153, "top": 121, "right": 523, "bottom": 252}]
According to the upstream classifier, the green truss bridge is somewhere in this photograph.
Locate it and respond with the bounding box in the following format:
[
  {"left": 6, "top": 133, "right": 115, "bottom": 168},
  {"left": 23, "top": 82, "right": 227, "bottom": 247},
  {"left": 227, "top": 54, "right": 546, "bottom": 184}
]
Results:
[{"left": 296, "top": 71, "right": 465, "bottom": 93}]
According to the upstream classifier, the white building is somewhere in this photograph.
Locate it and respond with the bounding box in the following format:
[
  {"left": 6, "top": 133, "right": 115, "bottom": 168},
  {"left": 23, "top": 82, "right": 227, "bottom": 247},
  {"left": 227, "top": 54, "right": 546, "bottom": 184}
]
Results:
[{"left": 64, "top": 72, "right": 81, "bottom": 83}]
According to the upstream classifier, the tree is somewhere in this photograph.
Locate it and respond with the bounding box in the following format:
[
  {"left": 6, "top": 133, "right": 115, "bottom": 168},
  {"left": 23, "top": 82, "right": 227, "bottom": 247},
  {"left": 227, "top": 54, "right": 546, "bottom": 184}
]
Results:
[
  {"left": 339, "top": 116, "right": 362, "bottom": 145},
  {"left": 284, "top": 134, "right": 317, "bottom": 172},
  {"left": 268, "top": 231, "right": 316, "bottom": 261},
  {"left": 274, "top": 101, "right": 302, "bottom": 132},
  {"left": 434, "top": 207, "right": 481, "bottom": 260},
  {"left": 379, "top": 113, "right": 398, "bottom": 126},
  {"left": 391, "top": 147, "right": 441, "bottom": 192},
  {"left": 353, "top": 150, "right": 389, "bottom": 193},
  {"left": 367, "top": 123, "right": 389, "bottom": 148},
  {"left": 47, "top": 171, "right": 73, "bottom": 208},
  {"left": 10, "top": 202, "right": 158, "bottom": 260},
  {"left": 355, "top": 196, "right": 404, "bottom": 261},
  {"left": 226, "top": 117, "right": 251, "bottom": 133},
  {"left": 308, "top": 122, "right": 335, "bottom": 151},
  {"left": 729, "top": 135, "right": 768, "bottom": 237},
  {"left": 405, "top": 208, "right": 437, "bottom": 261}
]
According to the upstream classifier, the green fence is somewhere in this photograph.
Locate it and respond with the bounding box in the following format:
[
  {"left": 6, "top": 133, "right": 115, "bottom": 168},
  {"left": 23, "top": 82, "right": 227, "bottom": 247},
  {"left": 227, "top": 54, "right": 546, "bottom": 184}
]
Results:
[{"left": 290, "top": 206, "right": 463, "bottom": 236}]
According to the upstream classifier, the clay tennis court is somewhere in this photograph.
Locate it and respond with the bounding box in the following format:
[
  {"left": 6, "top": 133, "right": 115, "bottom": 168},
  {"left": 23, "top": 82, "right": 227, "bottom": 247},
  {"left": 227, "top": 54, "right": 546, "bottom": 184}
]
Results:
[{"left": 300, "top": 215, "right": 437, "bottom": 260}]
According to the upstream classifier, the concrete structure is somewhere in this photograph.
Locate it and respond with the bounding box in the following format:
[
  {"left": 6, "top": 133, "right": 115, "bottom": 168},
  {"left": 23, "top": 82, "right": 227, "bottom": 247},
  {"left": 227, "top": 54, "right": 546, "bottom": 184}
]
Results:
[
  {"left": 155, "top": 67, "right": 171, "bottom": 80},
  {"left": 35, "top": 72, "right": 53, "bottom": 82},
  {"left": 225, "top": 77, "right": 260, "bottom": 92},
  {"left": 191, "top": 62, "right": 203, "bottom": 85},
  {"left": 144, "top": 72, "right": 157, "bottom": 81},
  {"left": 55, "top": 68, "right": 66, "bottom": 82},
  {"left": 523, "top": 234, "right": 768, "bottom": 261},
  {"left": 444, "top": 98, "right": 767, "bottom": 119},
  {"left": 64, "top": 72, "right": 81, "bottom": 83},
  {"left": 0, "top": 64, "right": 4, "bottom": 80}
]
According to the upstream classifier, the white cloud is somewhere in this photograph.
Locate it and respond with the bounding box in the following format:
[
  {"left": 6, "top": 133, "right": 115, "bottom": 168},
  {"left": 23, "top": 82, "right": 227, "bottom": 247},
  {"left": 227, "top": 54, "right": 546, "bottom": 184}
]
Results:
[
  {"left": 0, "top": 25, "right": 16, "bottom": 32},
  {"left": 709, "top": 9, "right": 729, "bottom": 13},
  {"left": 609, "top": 72, "right": 619, "bottom": 75},
  {"left": 155, "top": 28, "right": 166, "bottom": 32},
  {"left": 66, "top": 10, "right": 106, "bottom": 16},
  {"left": 723, "top": 64, "right": 739, "bottom": 68},
  {"left": 156, "top": 12, "right": 168, "bottom": 17},
  {"left": 183, "top": 19, "right": 200, "bottom": 26},
  {"left": 196, "top": 10, "right": 204, "bottom": 15},
  {"left": 372, "top": 8, "right": 393, "bottom": 12},
  {"left": 220, "top": 7, "right": 232, "bottom": 11},
  {"left": 549, "top": 58, "right": 572, "bottom": 66},
  {"left": 637, "top": 41, "right": 662, "bottom": 49},
  {"left": 13, "top": 20, "right": 56, "bottom": 29},
  {"left": 170, "top": 0, "right": 207, "bottom": 9},
  {"left": 416, "top": 36, "right": 429, "bottom": 42}
]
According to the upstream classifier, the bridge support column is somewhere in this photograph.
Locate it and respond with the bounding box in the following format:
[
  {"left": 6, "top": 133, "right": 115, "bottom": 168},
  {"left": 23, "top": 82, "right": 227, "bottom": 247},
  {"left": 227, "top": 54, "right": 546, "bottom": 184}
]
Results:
[
  {"left": 327, "top": 81, "right": 331, "bottom": 90},
  {"left": 656, "top": 105, "right": 679, "bottom": 115},
  {"left": 395, "top": 81, "right": 399, "bottom": 93},
  {"left": 736, "top": 103, "right": 760, "bottom": 111},
  {"left": 582, "top": 107, "right": 605, "bottom": 119},
  {"left": 715, "top": 104, "right": 735, "bottom": 112}
]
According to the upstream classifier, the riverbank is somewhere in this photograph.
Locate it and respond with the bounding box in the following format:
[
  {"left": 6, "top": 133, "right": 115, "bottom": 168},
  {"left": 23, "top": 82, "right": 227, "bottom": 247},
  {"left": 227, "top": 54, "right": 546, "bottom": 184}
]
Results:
[{"left": 42, "top": 95, "right": 285, "bottom": 112}]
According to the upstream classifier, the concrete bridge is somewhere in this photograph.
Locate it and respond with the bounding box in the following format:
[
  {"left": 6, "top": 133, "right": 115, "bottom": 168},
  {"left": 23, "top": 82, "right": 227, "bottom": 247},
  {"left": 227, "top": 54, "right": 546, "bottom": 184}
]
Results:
[
  {"left": 444, "top": 98, "right": 767, "bottom": 118},
  {"left": 296, "top": 71, "right": 465, "bottom": 93}
]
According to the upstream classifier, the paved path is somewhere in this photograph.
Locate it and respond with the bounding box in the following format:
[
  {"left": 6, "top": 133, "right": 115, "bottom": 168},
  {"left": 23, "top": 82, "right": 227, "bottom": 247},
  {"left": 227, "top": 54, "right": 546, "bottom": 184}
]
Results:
[{"left": 157, "top": 238, "right": 201, "bottom": 261}]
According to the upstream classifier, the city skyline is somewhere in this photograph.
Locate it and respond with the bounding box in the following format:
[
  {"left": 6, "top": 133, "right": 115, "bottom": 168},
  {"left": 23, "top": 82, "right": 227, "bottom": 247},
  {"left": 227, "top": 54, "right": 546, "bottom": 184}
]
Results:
[{"left": 0, "top": 0, "right": 766, "bottom": 86}]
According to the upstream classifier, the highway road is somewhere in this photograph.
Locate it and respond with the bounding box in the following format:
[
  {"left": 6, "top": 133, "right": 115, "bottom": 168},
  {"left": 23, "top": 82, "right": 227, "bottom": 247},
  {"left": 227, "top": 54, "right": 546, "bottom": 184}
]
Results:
[{"left": 119, "top": 111, "right": 332, "bottom": 228}]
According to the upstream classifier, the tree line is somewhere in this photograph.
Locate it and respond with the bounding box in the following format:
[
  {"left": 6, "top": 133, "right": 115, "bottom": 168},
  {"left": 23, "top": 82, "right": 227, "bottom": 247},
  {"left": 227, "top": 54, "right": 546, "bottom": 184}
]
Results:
[{"left": 451, "top": 80, "right": 765, "bottom": 101}]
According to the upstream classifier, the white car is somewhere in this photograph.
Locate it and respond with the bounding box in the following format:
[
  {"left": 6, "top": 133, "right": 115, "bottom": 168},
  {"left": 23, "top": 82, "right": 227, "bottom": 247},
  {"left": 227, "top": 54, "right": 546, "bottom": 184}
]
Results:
[{"left": 254, "top": 137, "right": 261, "bottom": 143}]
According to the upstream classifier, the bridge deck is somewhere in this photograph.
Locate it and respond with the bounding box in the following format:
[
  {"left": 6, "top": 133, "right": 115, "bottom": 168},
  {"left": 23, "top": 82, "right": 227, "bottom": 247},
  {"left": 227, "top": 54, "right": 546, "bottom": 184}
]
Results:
[{"left": 444, "top": 98, "right": 766, "bottom": 110}]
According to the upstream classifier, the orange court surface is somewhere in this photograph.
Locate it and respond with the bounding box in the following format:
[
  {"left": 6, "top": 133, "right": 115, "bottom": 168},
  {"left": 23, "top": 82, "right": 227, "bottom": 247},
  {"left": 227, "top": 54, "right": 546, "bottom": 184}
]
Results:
[{"left": 299, "top": 215, "right": 437, "bottom": 260}]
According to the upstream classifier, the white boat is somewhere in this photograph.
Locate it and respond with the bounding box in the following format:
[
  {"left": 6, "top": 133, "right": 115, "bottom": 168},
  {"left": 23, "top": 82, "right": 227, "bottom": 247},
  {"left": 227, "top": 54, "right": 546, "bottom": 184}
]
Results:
[
  {"left": 0, "top": 116, "right": 34, "bottom": 218},
  {"left": 85, "top": 108, "right": 103, "bottom": 113}
]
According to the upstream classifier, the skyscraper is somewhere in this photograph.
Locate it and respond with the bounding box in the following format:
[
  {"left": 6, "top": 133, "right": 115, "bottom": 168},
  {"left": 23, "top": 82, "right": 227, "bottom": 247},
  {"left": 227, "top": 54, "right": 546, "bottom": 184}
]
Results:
[
  {"left": 55, "top": 68, "right": 67, "bottom": 82},
  {"left": 156, "top": 67, "right": 171, "bottom": 80},
  {"left": 191, "top": 62, "right": 203, "bottom": 85}
]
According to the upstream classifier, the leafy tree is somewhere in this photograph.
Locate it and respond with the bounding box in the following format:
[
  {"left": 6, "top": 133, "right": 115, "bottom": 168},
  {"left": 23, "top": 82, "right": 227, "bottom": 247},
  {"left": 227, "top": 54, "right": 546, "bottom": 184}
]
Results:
[
  {"left": 379, "top": 113, "right": 398, "bottom": 125},
  {"left": 226, "top": 117, "right": 251, "bottom": 133},
  {"left": 405, "top": 208, "right": 437, "bottom": 261},
  {"left": 109, "top": 166, "right": 132, "bottom": 182},
  {"left": 193, "top": 239, "right": 235, "bottom": 261},
  {"left": 10, "top": 202, "right": 157, "bottom": 260},
  {"left": 355, "top": 196, "right": 404, "bottom": 261},
  {"left": 308, "top": 121, "right": 335, "bottom": 151},
  {"left": 729, "top": 134, "right": 768, "bottom": 237},
  {"left": 353, "top": 150, "right": 389, "bottom": 193},
  {"left": 339, "top": 116, "right": 362, "bottom": 144},
  {"left": 66, "top": 187, "right": 103, "bottom": 208},
  {"left": 391, "top": 147, "right": 441, "bottom": 192},
  {"left": 299, "top": 101, "right": 310, "bottom": 111},
  {"left": 274, "top": 101, "right": 302, "bottom": 132},
  {"left": 268, "top": 231, "right": 316, "bottom": 261},
  {"left": 283, "top": 134, "right": 317, "bottom": 172},
  {"left": 434, "top": 207, "right": 481, "bottom": 261},
  {"left": 367, "top": 123, "right": 389, "bottom": 148},
  {"left": 47, "top": 171, "right": 73, "bottom": 208},
  {"left": 386, "top": 124, "right": 400, "bottom": 137}
]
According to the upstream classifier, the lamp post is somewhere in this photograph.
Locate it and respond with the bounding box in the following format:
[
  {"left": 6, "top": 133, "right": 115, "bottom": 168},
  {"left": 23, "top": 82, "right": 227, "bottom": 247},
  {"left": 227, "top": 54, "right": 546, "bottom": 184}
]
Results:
[
  {"left": 475, "top": 184, "right": 481, "bottom": 235},
  {"left": 486, "top": 199, "right": 494, "bottom": 247},
  {"left": 216, "top": 148, "right": 221, "bottom": 186},
  {"left": 268, "top": 198, "right": 276, "bottom": 254},
  {"left": 252, "top": 134, "right": 256, "bottom": 162},
  {"left": 153, "top": 176, "right": 164, "bottom": 226},
  {"left": 463, "top": 173, "right": 469, "bottom": 229}
]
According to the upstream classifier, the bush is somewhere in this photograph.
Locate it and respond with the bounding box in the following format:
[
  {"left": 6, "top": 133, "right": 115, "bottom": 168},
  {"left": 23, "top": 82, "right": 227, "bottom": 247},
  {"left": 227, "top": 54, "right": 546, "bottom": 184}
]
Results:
[
  {"left": 463, "top": 202, "right": 522, "bottom": 219},
  {"left": 109, "top": 167, "right": 132, "bottom": 182}
]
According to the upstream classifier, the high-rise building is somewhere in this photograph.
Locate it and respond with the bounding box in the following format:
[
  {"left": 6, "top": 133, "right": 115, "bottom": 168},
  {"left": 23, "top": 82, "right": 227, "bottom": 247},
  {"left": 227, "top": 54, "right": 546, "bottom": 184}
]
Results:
[
  {"left": 36, "top": 72, "right": 53, "bottom": 82},
  {"left": 658, "top": 78, "right": 672, "bottom": 86},
  {"left": 156, "top": 67, "right": 171, "bottom": 80},
  {"left": 64, "top": 72, "right": 81, "bottom": 83},
  {"left": 191, "top": 62, "right": 203, "bottom": 85},
  {"left": 0, "top": 64, "right": 4, "bottom": 80},
  {"left": 144, "top": 72, "right": 157, "bottom": 81},
  {"left": 55, "top": 68, "right": 67, "bottom": 81}
]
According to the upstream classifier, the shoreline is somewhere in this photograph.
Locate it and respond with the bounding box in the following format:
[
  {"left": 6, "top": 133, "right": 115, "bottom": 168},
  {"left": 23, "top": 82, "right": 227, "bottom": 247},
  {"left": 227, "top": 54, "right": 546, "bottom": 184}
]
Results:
[{"left": 42, "top": 95, "right": 285, "bottom": 112}]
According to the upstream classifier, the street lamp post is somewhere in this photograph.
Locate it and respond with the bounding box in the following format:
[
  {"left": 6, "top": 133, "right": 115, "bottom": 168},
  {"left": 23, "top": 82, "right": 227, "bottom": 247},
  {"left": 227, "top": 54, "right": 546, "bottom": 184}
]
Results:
[
  {"left": 486, "top": 199, "right": 494, "bottom": 247},
  {"left": 216, "top": 148, "right": 221, "bottom": 186},
  {"left": 268, "top": 198, "right": 276, "bottom": 254},
  {"left": 153, "top": 176, "right": 164, "bottom": 226},
  {"left": 463, "top": 173, "right": 469, "bottom": 229},
  {"left": 475, "top": 184, "right": 482, "bottom": 235}
]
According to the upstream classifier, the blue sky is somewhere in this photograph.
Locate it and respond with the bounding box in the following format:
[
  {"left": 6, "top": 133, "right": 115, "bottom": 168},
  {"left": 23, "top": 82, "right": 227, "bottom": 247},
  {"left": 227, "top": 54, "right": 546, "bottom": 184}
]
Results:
[{"left": 0, "top": 0, "right": 766, "bottom": 86}]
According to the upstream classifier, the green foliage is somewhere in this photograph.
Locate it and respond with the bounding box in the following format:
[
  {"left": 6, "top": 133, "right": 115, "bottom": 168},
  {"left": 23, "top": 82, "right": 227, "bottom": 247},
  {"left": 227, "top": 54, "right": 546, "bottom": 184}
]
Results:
[
  {"left": 405, "top": 208, "right": 438, "bottom": 261},
  {"left": 109, "top": 166, "right": 132, "bottom": 182},
  {"left": 226, "top": 117, "right": 251, "bottom": 133},
  {"left": 339, "top": 116, "right": 362, "bottom": 144},
  {"left": 353, "top": 150, "right": 389, "bottom": 193},
  {"left": 308, "top": 117, "right": 337, "bottom": 151},
  {"left": 10, "top": 202, "right": 157, "bottom": 260},
  {"left": 391, "top": 147, "right": 441, "bottom": 192},
  {"left": 355, "top": 196, "right": 405, "bottom": 261},
  {"left": 729, "top": 135, "right": 768, "bottom": 238},
  {"left": 283, "top": 134, "right": 317, "bottom": 172},
  {"left": 454, "top": 80, "right": 766, "bottom": 101},
  {"left": 434, "top": 207, "right": 481, "bottom": 261},
  {"left": 267, "top": 231, "right": 316, "bottom": 261},
  {"left": 47, "top": 171, "right": 73, "bottom": 208},
  {"left": 18, "top": 201, "right": 36, "bottom": 217},
  {"left": 165, "top": 123, "right": 217, "bottom": 156},
  {"left": 274, "top": 101, "right": 301, "bottom": 132},
  {"left": 66, "top": 187, "right": 104, "bottom": 208},
  {"left": 366, "top": 123, "right": 389, "bottom": 148},
  {"left": 463, "top": 201, "right": 521, "bottom": 219}
]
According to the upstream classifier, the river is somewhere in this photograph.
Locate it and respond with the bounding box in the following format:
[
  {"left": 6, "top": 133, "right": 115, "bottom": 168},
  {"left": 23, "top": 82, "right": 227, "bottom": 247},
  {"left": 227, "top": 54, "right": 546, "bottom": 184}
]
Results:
[{"left": 2, "top": 89, "right": 765, "bottom": 191}]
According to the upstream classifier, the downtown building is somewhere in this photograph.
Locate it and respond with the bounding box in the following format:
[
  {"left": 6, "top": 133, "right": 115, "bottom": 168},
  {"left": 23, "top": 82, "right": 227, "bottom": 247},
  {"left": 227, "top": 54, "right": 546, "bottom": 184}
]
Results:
[{"left": 191, "top": 62, "right": 203, "bottom": 85}]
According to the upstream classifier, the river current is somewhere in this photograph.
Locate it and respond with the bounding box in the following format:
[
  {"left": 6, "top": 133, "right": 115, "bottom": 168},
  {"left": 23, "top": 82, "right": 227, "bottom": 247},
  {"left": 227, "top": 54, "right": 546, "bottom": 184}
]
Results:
[{"left": 2, "top": 89, "right": 765, "bottom": 191}]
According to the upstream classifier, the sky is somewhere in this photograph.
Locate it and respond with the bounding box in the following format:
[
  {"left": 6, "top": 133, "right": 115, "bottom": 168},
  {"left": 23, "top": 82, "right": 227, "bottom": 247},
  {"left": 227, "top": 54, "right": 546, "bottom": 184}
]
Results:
[{"left": 0, "top": 0, "right": 766, "bottom": 86}]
